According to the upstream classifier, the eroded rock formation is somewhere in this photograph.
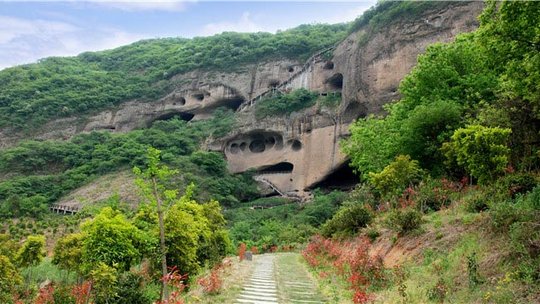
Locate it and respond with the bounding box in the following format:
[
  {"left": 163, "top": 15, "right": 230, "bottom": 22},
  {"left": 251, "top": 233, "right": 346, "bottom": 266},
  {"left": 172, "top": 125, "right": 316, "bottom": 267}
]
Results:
[{"left": 0, "top": 2, "right": 484, "bottom": 198}]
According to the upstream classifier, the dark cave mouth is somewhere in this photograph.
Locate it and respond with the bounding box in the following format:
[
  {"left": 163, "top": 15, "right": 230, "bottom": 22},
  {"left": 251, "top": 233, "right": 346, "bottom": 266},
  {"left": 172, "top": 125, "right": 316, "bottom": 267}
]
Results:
[
  {"left": 308, "top": 161, "right": 359, "bottom": 191},
  {"left": 258, "top": 162, "right": 294, "bottom": 174},
  {"left": 150, "top": 111, "right": 194, "bottom": 126}
]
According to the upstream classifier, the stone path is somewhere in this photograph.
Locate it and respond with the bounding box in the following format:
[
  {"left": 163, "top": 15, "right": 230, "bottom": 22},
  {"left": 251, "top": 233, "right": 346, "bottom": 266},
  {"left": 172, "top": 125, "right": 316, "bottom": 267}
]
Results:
[
  {"left": 236, "top": 254, "right": 279, "bottom": 304},
  {"left": 236, "top": 253, "right": 326, "bottom": 304}
]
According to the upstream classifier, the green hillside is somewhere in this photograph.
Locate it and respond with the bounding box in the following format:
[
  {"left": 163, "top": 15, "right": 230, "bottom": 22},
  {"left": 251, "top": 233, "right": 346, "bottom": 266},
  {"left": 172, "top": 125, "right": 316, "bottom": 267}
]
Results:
[{"left": 0, "top": 24, "right": 348, "bottom": 129}]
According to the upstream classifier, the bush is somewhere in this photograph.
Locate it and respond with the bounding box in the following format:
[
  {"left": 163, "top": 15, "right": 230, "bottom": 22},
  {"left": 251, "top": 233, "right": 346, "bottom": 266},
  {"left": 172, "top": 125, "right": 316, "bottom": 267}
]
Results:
[
  {"left": 255, "top": 89, "right": 319, "bottom": 119},
  {"left": 386, "top": 208, "right": 423, "bottom": 234},
  {"left": 321, "top": 204, "right": 372, "bottom": 238},
  {"left": 369, "top": 155, "right": 423, "bottom": 198},
  {"left": 509, "top": 220, "right": 540, "bottom": 281},
  {"left": 498, "top": 173, "right": 539, "bottom": 199}
]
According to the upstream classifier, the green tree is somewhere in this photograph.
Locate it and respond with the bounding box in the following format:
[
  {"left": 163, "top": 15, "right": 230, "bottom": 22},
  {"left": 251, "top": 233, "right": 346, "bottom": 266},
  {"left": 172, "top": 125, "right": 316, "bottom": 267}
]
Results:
[
  {"left": 164, "top": 184, "right": 211, "bottom": 276},
  {"left": 443, "top": 125, "right": 511, "bottom": 184},
  {"left": 134, "top": 147, "right": 178, "bottom": 300},
  {"left": 16, "top": 235, "right": 45, "bottom": 268},
  {"left": 52, "top": 233, "right": 84, "bottom": 274},
  {"left": 341, "top": 105, "right": 402, "bottom": 179},
  {"left": 368, "top": 155, "right": 423, "bottom": 197},
  {"left": 80, "top": 207, "right": 143, "bottom": 273},
  {"left": 0, "top": 255, "right": 22, "bottom": 303},
  {"left": 90, "top": 262, "right": 118, "bottom": 304}
]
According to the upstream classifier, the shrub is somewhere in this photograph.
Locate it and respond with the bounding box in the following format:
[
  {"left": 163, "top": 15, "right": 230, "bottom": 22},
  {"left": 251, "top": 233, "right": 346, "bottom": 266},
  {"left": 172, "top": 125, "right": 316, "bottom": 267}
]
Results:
[
  {"left": 368, "top": 155, "right": 423, "bottom": 198},
  {"left": 463, "top": 191, "right": 489, "bottom": 213},
  {"left": 509, "top": 221, "right": 540, "bottom": 281},
  {"left": 386, "top": 208, "right": 423, "bottom": 234},
  {"left": 365, "top": 228, "right": 380, "bottom": 242},
  {"left": 497, "top": 173, "right": 538, "bottom": 198},
  {"left": 321, "top": 204, "right": 372, "bottom": 238},
  {"left": 443, "top": 125, "right": 511, "bottom": 184},
  {"left": 255, "top": 89, "right": 319, "bottom": 119},
  {"left": 489, "top": 201, "right": 526, "bottom": 232}
]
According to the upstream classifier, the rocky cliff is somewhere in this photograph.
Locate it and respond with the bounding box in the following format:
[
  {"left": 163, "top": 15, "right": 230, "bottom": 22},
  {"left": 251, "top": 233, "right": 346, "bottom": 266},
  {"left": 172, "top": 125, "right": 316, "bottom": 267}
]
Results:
[{"left": 0, "top": 1, "right": 484, "bottom": 198}]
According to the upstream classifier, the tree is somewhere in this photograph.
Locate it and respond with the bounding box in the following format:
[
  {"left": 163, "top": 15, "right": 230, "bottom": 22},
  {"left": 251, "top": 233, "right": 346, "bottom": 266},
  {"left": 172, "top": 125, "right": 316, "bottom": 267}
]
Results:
[
  {"left": 368, "top": 155, "right": 423, "bottom": 198},
  {"left": 52, "top": 233, "right": 84, "bottom": 274},
  {"left": 80, "top": 207, "right": 143, "bottom": 273},
  {"left": 16, "top": 235, "right": 45, "bottom": 268},
  {"left": 443, "top": 125, "right": 511, "bottom": 184},
  {"left": 133, "top": 147, "right": 178, "bottom": 300},
  {"left": 164, "top": 184, "right": 210, "bottom": 276},
  {"left": 0, "top": 255, "right": 22, "bottom": 303},
  {"left": 341, "top": 105, "right": 402, "bottom": 180},
  {"left": 400, "top": 100, "right": 463, "bottom": 173}
]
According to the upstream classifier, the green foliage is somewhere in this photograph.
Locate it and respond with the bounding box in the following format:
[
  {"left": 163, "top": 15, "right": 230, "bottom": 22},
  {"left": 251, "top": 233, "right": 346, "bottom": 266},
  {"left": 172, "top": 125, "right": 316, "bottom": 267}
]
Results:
[
  {"left": 90, "top": 262, "right": 118, "bottom": 304},
  {"left": 163, "top": 188, "right": 211, "bottom": 276},
  {"left": 321, "top": 203, "right": 372, "bottom": 238},
  {"left": 368, "top": 155, "right": 423, "bottom": 197},
  {"left": 349, "top": 1, "right": 452, "bottom": 34},
  {"left": 400, "top": 100, "right": 463, "bottom": 172},
  {"left": 0, "top": 254, "right": 22, "bottom": 303},
  {"left": 255, "top": 89, "right": 319, "bottom": 119},
  {"left": 52, "top": 233, "right": 84, "bottom": 274},
  {"left": 0, "top": 24, "right": 347, "bottom": 129},
  {"left": 80, "top": 207, "right": 144, "bottom": 273},
  {"left": 386, "top": 208, "right": 423, "bottom": 234},
  {"left": 16, "top": 234, "right": 45, "bottom": 268},
  {"left": 341, "top": 108, "right": 402, "bottom": 179},
  {"left": 443, "top": 125, "right": 511, "bottom": 184},
  {"left": 226, "top": 190, "right": 346, "bottom": 247},
  {"left": 0, "top": 111, "right": 256, "bottom": 216},
  {"left": 114, "top": 272, "right": 153, "bottom": 304},
  {"left": 318, "top": 93, "right": 342, "bottom": 110},
  {"left": 0, "top": 234, "right": 20, "bottom": 261}
]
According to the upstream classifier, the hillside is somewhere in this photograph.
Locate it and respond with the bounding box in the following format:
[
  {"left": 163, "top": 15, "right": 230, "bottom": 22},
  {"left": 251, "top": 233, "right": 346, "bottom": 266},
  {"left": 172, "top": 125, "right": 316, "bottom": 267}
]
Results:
[{"left": 1, "top": 1, "right": 539, "bottom": 303}]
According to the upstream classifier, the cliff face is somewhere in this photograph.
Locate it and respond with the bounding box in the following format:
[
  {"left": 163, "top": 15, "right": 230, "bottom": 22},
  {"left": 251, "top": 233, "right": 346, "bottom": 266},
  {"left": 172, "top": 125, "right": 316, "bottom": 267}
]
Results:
[
  {"left": 0, "top": 1, "right": 484, "bottom": 197},
  {"left": 221, "top": 1, "right": 483, "bottom": 197}
]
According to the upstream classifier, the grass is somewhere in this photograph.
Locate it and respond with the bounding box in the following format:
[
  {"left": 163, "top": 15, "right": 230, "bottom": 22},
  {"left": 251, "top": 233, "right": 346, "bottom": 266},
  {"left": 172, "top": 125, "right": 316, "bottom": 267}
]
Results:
[
  {"left": 274, "top": 252, "right": 327, "bottom": 303},
  {"left": 22, "top": 257, "right": 77, "bottom": 285},
  {"left": 185, "top": 256, "right": 254, "bottom": 303}
]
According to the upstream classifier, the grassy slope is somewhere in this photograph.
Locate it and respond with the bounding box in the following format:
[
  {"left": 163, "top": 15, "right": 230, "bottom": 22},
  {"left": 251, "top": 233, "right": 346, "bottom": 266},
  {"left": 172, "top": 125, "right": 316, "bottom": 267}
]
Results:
[{"left": 307, "top": 189, "right": 540, "bottom": 303}]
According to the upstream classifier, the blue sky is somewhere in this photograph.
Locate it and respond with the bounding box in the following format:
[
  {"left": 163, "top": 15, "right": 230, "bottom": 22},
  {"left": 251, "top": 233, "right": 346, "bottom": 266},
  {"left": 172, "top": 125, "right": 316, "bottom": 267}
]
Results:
[{"left": 0, "top": 1, "right": 377, "bottom": 70}]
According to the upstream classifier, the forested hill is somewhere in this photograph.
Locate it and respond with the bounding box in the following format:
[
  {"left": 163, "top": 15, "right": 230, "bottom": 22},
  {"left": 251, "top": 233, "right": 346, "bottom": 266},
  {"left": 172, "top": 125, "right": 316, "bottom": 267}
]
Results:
[{"left": 0, "top": 24, "right": 348, "bottom": 129}]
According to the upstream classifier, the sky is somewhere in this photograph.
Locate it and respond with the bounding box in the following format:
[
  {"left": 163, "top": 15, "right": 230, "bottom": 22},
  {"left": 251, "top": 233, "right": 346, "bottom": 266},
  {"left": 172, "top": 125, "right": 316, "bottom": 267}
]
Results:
[{"left": 0, "top": 0, "right": 377, "bottom": 70}]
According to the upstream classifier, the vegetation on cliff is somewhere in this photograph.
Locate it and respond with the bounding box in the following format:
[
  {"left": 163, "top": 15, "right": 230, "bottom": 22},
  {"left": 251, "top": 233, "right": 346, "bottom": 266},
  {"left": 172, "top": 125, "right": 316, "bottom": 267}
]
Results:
[{"left": 0, "top": 24, "right": 348, "bottom": 129}]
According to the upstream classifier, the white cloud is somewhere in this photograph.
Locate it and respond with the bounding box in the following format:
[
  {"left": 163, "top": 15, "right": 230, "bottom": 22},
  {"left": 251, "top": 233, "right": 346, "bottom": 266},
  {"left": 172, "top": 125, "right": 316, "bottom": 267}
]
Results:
[
  {"left": 201, "top": 12, "right": 263, "bottom": 36},
  {"left": 92, "top": 1, "right": 193, "bottom": 12},
  {"left": 0, "top": 15, "right": 145, "bottom": 70}
]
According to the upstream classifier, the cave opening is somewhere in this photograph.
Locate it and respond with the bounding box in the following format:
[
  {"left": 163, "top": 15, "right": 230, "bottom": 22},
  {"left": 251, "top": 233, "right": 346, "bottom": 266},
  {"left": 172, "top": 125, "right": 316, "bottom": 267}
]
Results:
[
  {"left": 327, "top": 73, "right": 343, "bottom": 90},
  {"left": 172, "top": 96, "right": 186, "bottom": 106},
  {"left": 309, "top": 161, "right": 359, "bottom": 191},
  {"left": 151, "top": 112, "right": 194, "bottom": 126},
  {"left": 268, "top": 79, "right": 280, "bottom": 88},
  {"left": 291, "top": 140, "right": 302, "bottom": 151},
  {"left": 211, "top": 96, "right": 245, "bottom": 111},
  {"left": 249, "top": 139, "right": 266, "bottom": 153},
  {"left": 259, "top": 162, "right": 294, "bottom": 174},
  {"left": 324, "top": 61, "right": 334, "bottom": 70},
  {"left": 192, "top": 92, "right": 205, "bottom": 101}
]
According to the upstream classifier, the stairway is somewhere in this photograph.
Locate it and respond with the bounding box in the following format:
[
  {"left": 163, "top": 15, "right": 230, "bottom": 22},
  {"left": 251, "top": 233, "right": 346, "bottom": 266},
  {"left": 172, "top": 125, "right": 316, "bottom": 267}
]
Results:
[{"left": 254, "top": 175, "right": 302, "bottom": 202}]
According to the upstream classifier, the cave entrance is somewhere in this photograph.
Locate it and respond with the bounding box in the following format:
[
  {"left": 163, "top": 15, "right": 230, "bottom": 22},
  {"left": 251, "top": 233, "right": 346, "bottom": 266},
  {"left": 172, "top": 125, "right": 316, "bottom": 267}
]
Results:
[
  {"left": 259, "top": 162, "right": 294, "bottom": 174},
  {"left": 211, "top": 96, "right": 245, "bottom": 111},
  {"left": 150, "top": 111, "right": 194, "bottom": 126},
  {"left": 309, "top": 161, "right": 359, "bottom": 191},
  {"left": 327, "top": 73, "right": 343, "bottom": 90}
]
